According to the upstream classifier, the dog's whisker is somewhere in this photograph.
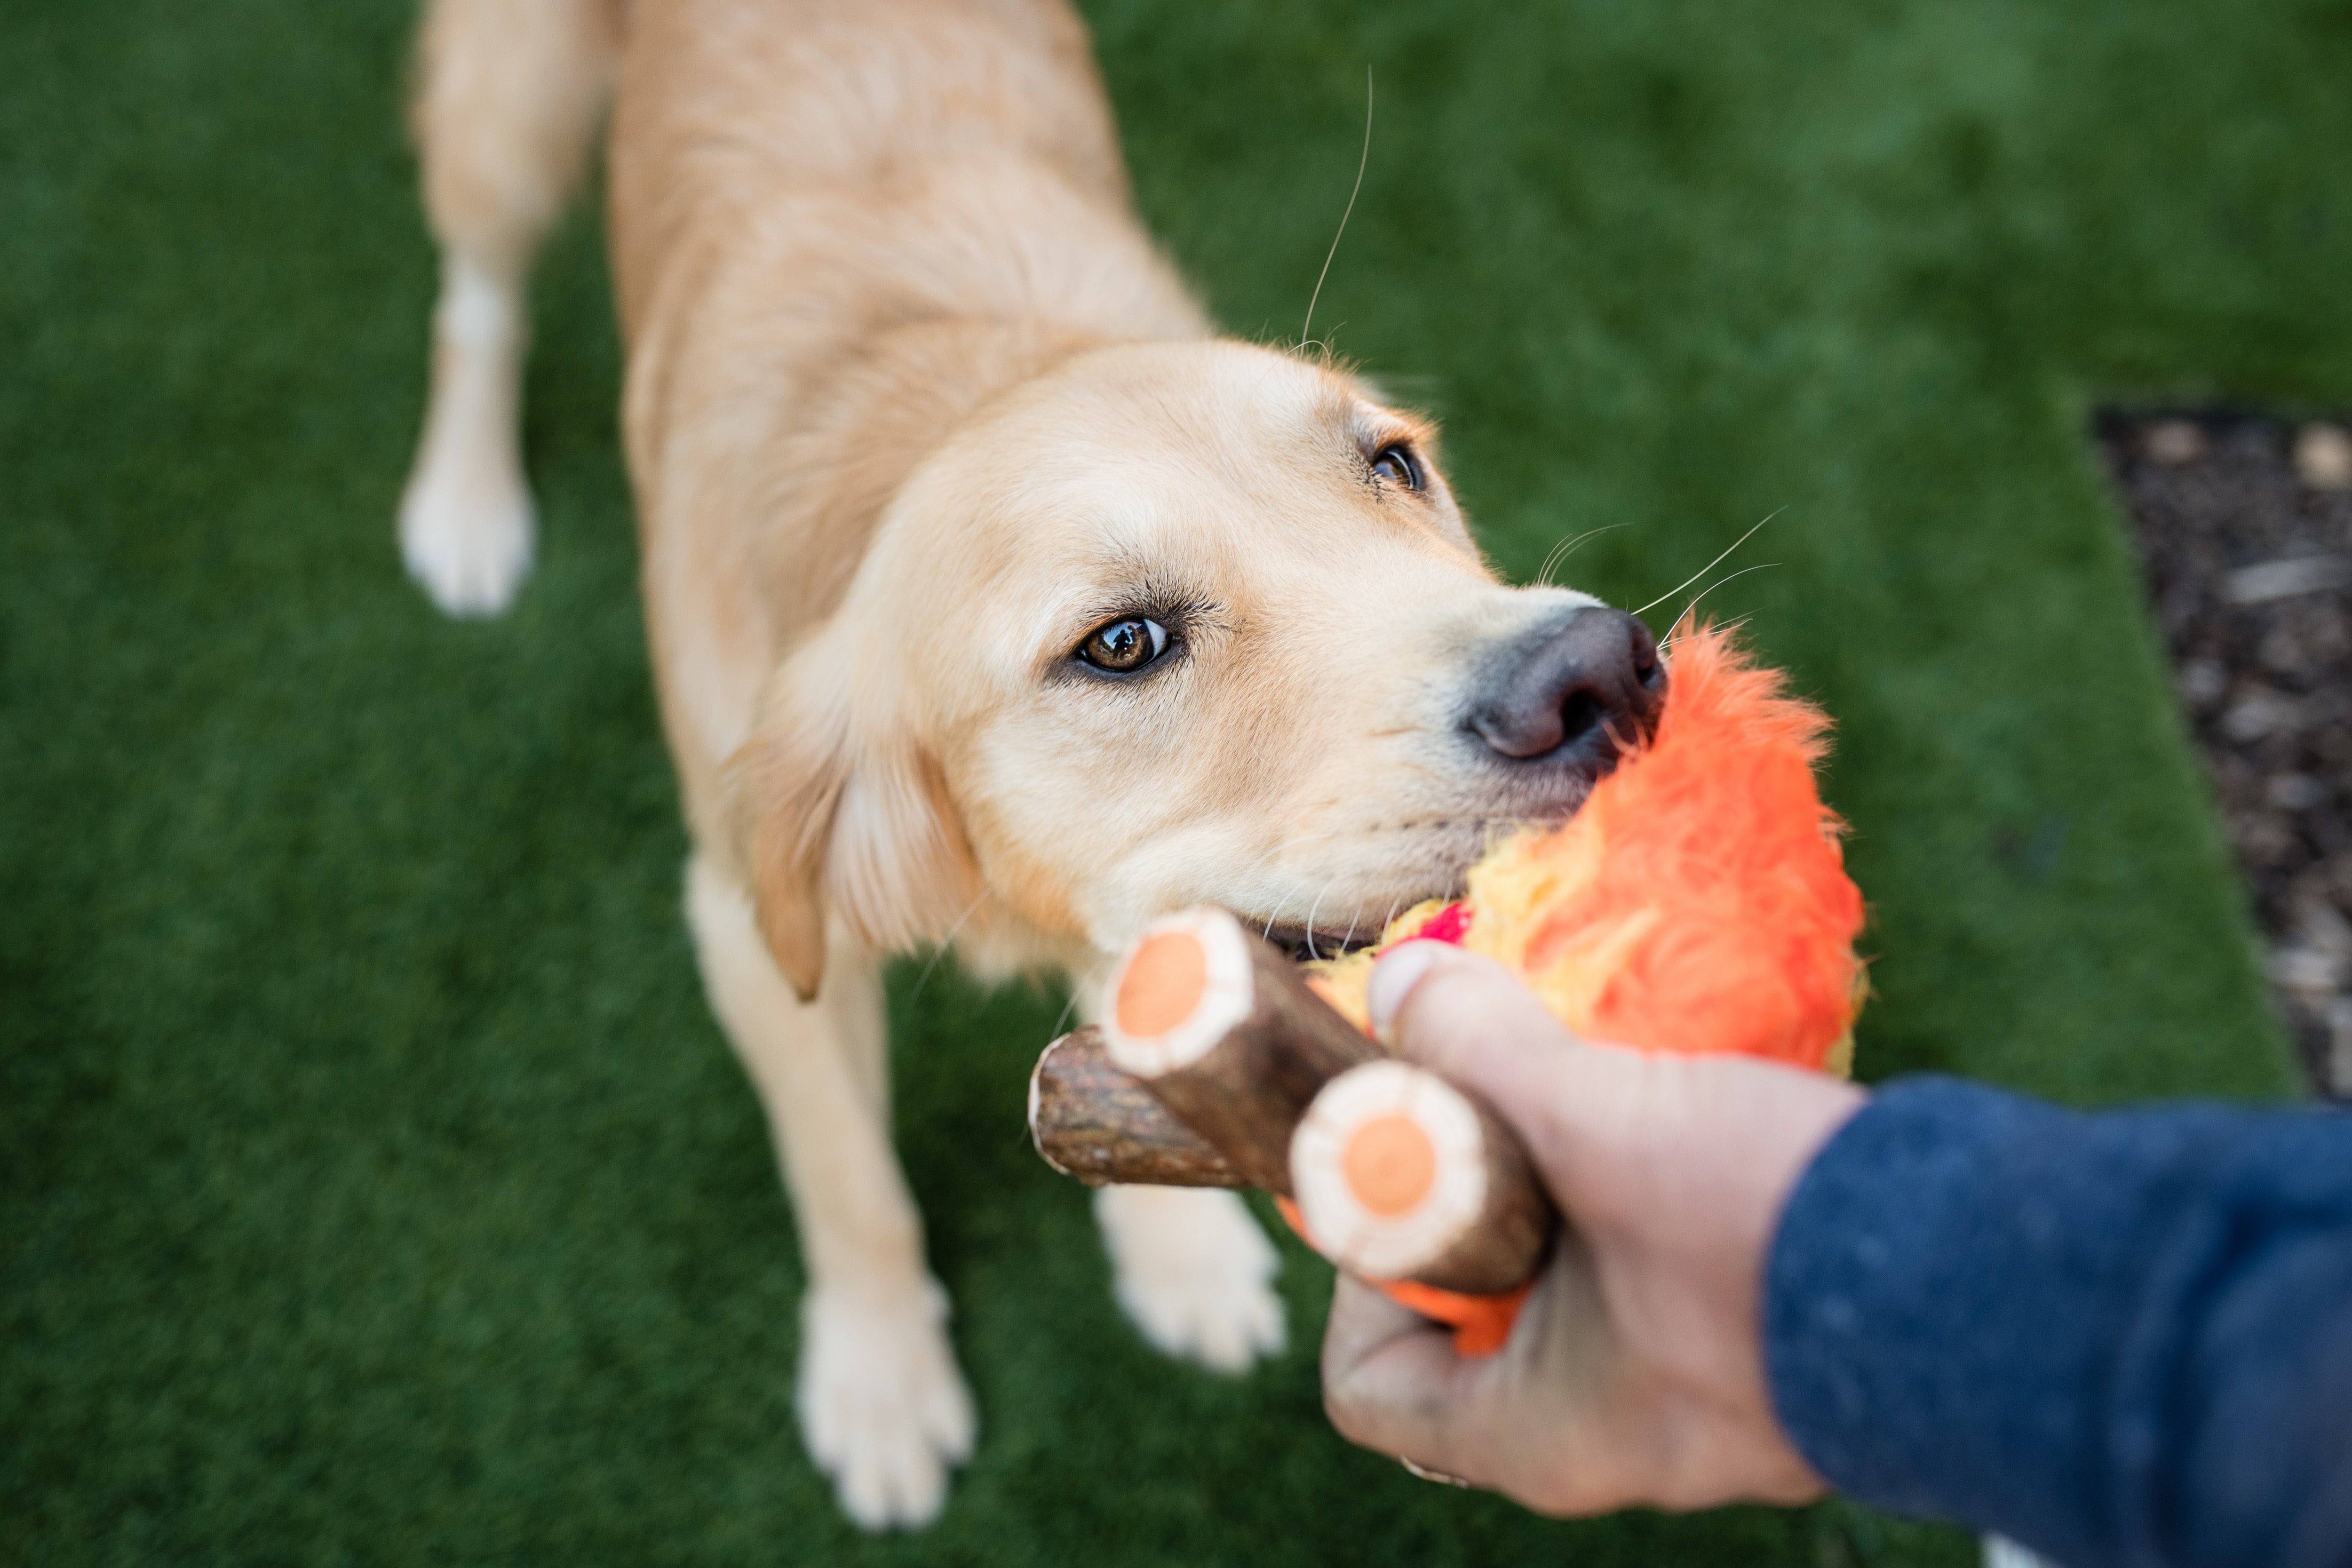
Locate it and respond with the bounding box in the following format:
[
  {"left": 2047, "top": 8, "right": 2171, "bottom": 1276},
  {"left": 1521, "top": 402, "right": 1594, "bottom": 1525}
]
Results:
[
  {"left": 1534, "top": 523, "right": 1626, "bottom": 589},
  {"left": 1302, "top": 878, "right": 1335, "bottom": 959},
  {"left": 1632, "top": 507, "right": 1784, "bottom": 618},
  {"left": 1298, "top": 66, "right": 1373, "bottom": 354},
  {"left": 1337, "top": 904, "right": 1360, "bottom": 954},
  {"left": 1676, "top": 561, "right": 1780, "bottom": 626},
  {"left": 1259, "top": 869, "right": 1313, "bottom": 940},
  {"left": 1279, "top": 869, "right": 1336, "bottom": 945},
  {"left": 1231, "top": 828, "right": 1332, "bottom": 889},
  {"left": 1552, "top": 522, "right": 1630, "bottom": 587},
  {"left": 908, "top": 891, "right": 992, "bottom": 999},
  {"left": 1263, "top": 871, "right": 1314, "bottom": 946},
  {"left": 1533, "top": 530, "right": 1579, "bottom": 589},
  {"left": 1049, "top": 955, "right": 1109, "bottom": 1040},
  {"left": 1227, "top": 829, "right": 1347, "bottom": 918}
]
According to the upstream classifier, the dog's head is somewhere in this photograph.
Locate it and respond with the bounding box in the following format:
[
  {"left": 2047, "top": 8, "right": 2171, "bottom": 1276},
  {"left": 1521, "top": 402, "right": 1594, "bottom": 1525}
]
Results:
[{"left": 733, "top": 340, "right": 1663, "bottom": 996}]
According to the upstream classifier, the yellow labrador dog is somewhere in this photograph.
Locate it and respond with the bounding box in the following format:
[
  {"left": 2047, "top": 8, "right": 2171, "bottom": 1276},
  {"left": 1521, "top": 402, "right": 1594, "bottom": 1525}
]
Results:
[{"left": 398, "top": 0, "right": 1663, "bottom": 1529}]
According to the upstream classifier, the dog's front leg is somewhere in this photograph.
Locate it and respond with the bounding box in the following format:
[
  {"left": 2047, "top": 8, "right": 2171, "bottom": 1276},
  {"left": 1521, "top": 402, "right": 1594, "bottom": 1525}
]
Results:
[
  {"left": 1068, "top": 960, "right": 1286, "bottom": 1372},
  {"left": 1095, "top": 1185, "right": 1288, "bottom": 1373},
  {"left": 685, "top": 857, "right": 973, "bottom": 1530},
  {"left": 1070, "top": 977, "right": 1287, "bottom": 1372}
]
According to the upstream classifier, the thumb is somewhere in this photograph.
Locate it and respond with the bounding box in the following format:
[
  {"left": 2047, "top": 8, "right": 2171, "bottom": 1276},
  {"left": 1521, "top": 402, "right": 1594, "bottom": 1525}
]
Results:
[{"left": 1363, "top": 941, "right": 1594, "bottom": 1129}]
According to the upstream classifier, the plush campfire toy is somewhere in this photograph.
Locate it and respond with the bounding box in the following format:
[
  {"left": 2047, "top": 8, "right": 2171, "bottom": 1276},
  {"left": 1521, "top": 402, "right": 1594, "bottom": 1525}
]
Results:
[{"left": 1028, "top": 621, "right": 1867, "bottom": 1353}]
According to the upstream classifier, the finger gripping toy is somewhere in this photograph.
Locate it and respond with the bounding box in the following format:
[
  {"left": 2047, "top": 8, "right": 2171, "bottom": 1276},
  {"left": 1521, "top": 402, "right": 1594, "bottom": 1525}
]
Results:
[{"left": 1028, "top": 621, "right": 1867, "bottom": 1352}]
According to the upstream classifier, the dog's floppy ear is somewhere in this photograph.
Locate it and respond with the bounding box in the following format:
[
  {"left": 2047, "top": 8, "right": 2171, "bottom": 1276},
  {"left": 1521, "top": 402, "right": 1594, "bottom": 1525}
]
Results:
[{"left": 726, "top": 628, "right": 983, "bottom": 1001}]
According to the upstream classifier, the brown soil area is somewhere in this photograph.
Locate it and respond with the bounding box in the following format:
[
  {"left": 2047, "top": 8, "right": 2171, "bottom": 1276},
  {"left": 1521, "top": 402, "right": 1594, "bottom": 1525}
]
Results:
[{"left": 2101, "top": 411, "right": 2352, "bottom": 1098}]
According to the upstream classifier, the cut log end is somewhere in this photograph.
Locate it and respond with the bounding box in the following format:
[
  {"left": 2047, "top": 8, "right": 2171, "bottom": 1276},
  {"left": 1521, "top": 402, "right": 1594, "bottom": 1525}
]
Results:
[
  {"left": 1094, "top": 906, "right": 1388, "bottom": 1194},
  {"left": 1100, "top": 910, "right": 1258, "bottom": 1081},
  {"left": 1114, "top": 930, "right": 1209, "bottom": 1037},
  {"left": 1343, "top": 1113, "right": 1438, "bottom": 1216},
  {"left": 1292, "top": 1060, "right": 1553, "bottom": 1295}
]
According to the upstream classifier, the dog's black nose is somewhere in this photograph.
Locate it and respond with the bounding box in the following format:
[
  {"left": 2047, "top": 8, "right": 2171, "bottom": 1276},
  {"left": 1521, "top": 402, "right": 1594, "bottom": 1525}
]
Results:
[{"left": 1470, "top": 607, "right": 1666, "bottom": 768}]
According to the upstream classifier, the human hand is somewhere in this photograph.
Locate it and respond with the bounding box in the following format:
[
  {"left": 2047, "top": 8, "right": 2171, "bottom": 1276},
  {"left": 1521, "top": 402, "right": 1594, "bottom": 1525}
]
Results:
[{"left": 1319, "top": 941, "right": 1865, "bottom": 1514}]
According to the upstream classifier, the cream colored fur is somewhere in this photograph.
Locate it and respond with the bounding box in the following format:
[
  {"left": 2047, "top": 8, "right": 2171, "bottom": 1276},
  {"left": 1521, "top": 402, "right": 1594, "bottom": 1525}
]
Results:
[{"left": 403, "top": 0, "right": 1603, "bottom": 1528}]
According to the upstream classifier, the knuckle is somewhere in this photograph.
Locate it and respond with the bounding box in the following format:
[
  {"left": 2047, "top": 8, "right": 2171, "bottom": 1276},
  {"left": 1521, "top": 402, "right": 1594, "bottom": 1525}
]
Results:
[{"left": 1321, "top": 1384, "right": 1370, "bottom": 1442}]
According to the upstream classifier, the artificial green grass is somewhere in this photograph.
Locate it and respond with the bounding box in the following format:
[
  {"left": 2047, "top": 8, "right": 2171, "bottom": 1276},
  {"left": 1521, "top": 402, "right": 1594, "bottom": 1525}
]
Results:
[{"left": 6, "top": 0, "right": 2346, "bottom": 1561}]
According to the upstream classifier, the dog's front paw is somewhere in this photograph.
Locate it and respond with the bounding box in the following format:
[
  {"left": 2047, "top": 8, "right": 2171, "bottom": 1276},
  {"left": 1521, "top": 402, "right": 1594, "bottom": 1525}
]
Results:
[
  {"left": 796, "top": 1278, "right": 976, "bottom": 1531},
  {"left": 1095, "top": 1185, "right": 1287, "bottom": 1373},
  {"left": 397, "top": 445, "right": 536, "bottom": 619}
]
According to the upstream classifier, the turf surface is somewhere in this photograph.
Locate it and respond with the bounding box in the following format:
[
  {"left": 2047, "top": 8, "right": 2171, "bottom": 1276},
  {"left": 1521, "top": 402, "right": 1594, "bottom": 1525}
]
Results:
[{"left": 6, "top": 0, "right": 2347, "bottom": 1561}]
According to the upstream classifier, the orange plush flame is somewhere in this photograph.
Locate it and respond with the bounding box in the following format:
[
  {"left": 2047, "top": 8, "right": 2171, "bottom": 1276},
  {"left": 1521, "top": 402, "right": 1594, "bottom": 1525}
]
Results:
[
  {"left": 1499, "top": 618, "right": 1863, "bottom": 1067},
  {"left": 1315, "top": 619, "right": 1866, "bottom": 1073}
]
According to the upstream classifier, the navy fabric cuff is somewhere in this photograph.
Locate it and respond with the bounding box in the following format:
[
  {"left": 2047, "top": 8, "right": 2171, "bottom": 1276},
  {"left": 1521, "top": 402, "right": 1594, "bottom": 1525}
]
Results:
[{"left": 1762, "top": 1076, "right": 2352, "bottom": 1568}]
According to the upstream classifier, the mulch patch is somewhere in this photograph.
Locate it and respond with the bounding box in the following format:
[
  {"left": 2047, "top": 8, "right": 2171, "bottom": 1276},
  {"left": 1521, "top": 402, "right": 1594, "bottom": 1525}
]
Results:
[{"left": 2100, "top": 410, "right": 2352, "bottom": 1098}]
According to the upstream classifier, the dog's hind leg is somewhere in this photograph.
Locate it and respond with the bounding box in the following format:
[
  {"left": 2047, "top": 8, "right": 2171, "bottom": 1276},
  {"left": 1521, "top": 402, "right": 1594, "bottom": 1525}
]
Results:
[
  {"left": 400, "top": 0, "right": 616, "bottom": 616},
  {"left": 685, "top": 855, "right": 976, "bottom": 1531}
]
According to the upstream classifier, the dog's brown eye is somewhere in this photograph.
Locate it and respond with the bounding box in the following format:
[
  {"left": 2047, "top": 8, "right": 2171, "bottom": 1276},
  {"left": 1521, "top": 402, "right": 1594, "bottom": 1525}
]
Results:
[
  {"left": 1370, "top": 444, "right": 1422, "bottom": 490},
  {"left": 1078, "top": 616, "right": 1168, "bottom": 672}
]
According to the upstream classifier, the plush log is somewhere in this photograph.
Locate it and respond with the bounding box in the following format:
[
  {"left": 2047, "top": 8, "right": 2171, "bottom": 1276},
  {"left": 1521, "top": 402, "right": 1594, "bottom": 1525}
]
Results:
[
  {"left": 1027, "top": 1026, "right": 1243, "bottom": 1188},
  {"left": 1289, "top": 1059, "right": 1553, "bottom": 1296},
  {"left": 1096, "top": 907, "right": 1385, "bottom": 1194},
  {"left": 1030, "top": 905, "right": 1558, "bottom": 1307}
]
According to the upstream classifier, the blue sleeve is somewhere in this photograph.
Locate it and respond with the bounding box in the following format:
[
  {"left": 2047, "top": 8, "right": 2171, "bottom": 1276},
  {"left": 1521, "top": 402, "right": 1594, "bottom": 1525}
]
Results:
[{"left": 1763, "top": 1076, "right": 2352, "bottom": 1568}]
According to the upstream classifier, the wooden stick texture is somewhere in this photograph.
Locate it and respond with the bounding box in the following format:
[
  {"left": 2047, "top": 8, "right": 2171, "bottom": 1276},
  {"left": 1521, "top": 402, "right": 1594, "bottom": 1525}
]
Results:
[{"left": 1027, "top": 1027, "right": 1243, "bottom": 1188}]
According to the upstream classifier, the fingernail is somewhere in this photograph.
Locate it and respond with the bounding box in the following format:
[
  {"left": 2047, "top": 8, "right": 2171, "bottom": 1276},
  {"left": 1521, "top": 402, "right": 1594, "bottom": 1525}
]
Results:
[
  {"left": 1398, "top": 1456, "right": 1472, "bottom": 1488},
  {"left": 1366, "top": 941, "right": 1446, "bottom": 1043}
]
